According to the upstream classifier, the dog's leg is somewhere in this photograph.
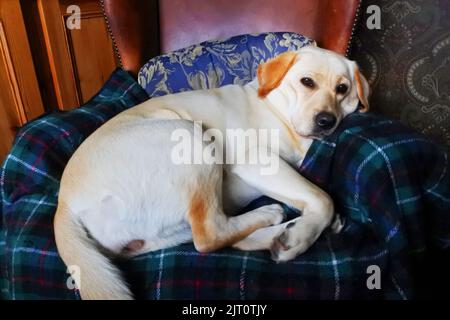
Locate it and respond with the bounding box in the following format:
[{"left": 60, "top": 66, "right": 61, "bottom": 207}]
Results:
[
  {"left": 188, "top": 182, "right": 285, "bottom": 253},
  {"left": 234, "top": 212, "right": 344, "bottom": 252},
  {"left": 231, "top": 157, "right": 334, "bottom": 262},
  {"left": 233, "top": 214, "right": 344, "bottom": 251},
  {"left": 232, "top": 217, "right": 301, "bottom": 251}
]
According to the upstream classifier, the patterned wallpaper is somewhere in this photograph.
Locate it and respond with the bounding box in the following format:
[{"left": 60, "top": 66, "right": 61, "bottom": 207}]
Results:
[{"left": 350, "top": 0, "right": 450, "bottom": 148}]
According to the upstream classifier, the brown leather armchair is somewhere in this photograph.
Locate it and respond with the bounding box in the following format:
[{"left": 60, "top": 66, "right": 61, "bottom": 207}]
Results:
[{"left": 101, "top": 0, "right": 361, "bottom": 76}]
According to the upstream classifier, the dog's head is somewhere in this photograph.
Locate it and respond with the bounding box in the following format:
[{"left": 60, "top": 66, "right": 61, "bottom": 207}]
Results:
[{"left": 257, "top": 46, "right": 370, "bottom": 138}]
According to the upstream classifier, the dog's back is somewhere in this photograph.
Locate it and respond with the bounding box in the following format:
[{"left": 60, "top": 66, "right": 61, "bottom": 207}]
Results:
[{"left": 55, "top": 119, "right": 221, "bottom": 299}]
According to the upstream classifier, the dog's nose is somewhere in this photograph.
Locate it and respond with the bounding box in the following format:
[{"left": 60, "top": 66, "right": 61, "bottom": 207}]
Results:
[{"left": 315, "top": 112, "right": 337, "bottom": 130}]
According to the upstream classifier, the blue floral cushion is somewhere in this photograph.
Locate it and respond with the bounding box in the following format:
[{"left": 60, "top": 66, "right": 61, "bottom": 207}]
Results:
[{"left": 138, "top": 32, "right": 313, "bottom": 96}]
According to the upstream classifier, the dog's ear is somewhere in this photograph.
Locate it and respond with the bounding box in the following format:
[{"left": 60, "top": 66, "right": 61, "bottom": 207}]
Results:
[
  {"left": 354, "top": 66, "right": 370, "bottom": 112},
  {"left": 257, "top": 52, "right": 297, "bottom": 98}
]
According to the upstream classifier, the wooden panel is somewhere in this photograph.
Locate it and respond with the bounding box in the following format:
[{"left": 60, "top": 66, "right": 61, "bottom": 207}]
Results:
[
  {"left": 65, "top": 11, "right": 117, "bottom": 103},
  {"left": 0, "top": 0, "right": 44, "bottom": 162},
  {"left": 0, "top": 0, "right": 44, "bottom": 120},
  {"left": 0, "top": 21, "right": 26, "bottom": 125},
  {"left": 37, "top": 0, "right": 118, "bottom": 110},
  {"left": 37, "top": 0, "right": 80, "bottom": 109},
  {"left": 0, "top": 20, "right": 22, "bottom": 162},
  {"left": 21, "top": 0, "right": 60, "bottom": 110}
]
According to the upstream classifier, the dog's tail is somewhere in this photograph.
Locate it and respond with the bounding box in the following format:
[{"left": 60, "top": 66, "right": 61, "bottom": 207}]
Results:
[{"left": 54, "top": 203, "right": 133, "bottom": 300}]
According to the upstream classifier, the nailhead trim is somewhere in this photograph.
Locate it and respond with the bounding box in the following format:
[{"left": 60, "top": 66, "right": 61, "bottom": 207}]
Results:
[
  {"left": 346, "top": 0, "right": 363, "bottom": 57},
  {"left": 100, "top": 0, "right": 123, "bottom": 68}
]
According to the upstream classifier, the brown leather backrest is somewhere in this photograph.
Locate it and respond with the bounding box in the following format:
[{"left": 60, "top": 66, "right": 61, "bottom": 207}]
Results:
[{"left": 102, "top": 0, "right": 361, "bottom": 76}]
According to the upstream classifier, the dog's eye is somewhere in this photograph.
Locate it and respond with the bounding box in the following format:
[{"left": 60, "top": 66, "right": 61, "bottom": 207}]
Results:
[
  {"left": 300, "top": 77, "right": 315, "bottom": 88},
  {"left": 336, "top": 84, "right": 348, "bottom": 94}
]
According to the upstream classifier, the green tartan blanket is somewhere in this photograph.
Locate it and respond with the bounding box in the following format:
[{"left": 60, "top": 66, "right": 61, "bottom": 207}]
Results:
[{"left": 1, "top": 68, "right": 449, "bottom": 300}]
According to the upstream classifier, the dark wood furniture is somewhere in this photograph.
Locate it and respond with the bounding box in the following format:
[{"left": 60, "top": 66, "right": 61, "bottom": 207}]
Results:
[
  {"left": 0, "top": 0, "right": 45, "bottom": 162},
  {"left": 0, "top": 0, "right": 118, "bottom": 162},
  {"left": 26, "top": 0, "right": 119, "bottom": 110}
]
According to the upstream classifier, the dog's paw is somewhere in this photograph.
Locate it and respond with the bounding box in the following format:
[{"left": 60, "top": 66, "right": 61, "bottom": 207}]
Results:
[
  {"left": 250, "top": 203, "right": 286, "bottom": 227},
  {"left": 257, "top": 204, "right": 286, "bottom": 226},
  {"left": 330, "top": 214, "right": 345, "bottom": 234},
  {"left": 269, "top": 219, "right": 319, "bottom": 263}
]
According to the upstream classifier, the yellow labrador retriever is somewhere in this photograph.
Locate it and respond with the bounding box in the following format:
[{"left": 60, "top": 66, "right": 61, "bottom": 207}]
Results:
[{"left": 54, "top": 45, "right": 370, "bottom": 299}]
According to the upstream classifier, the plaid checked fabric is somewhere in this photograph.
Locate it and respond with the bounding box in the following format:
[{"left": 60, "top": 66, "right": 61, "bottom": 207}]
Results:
[
  {"left": 0, "top": 68, "right": 149, "bottom": 299},
  {"left": 1, "top": 71, "right": 449, "bottom": 299}
]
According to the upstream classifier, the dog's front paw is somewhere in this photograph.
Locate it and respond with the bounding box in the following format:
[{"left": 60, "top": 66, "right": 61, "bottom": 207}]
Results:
[
  {"left": 256, "top": 203, "right": 286, "bottom": 226},
  {"left": 330, "top": 214, "right": 345, "bottom": 234},
  {"left": 269, "top": 219, "right": 320, "bottom": 263}
]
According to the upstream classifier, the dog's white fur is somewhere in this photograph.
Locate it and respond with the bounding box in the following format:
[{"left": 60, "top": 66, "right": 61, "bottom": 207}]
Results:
[{"left": 54, "top": 46, "right": 370, "bottom": 299}]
